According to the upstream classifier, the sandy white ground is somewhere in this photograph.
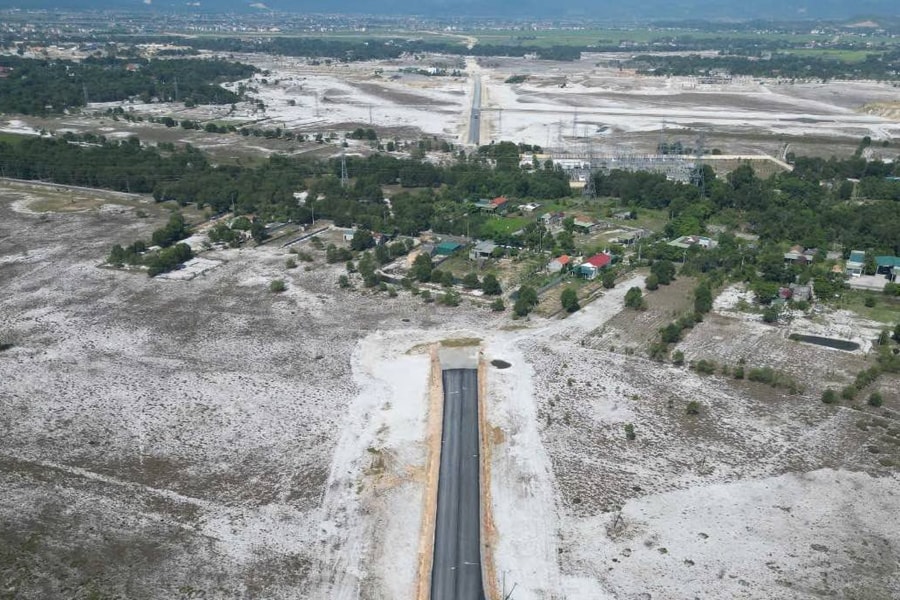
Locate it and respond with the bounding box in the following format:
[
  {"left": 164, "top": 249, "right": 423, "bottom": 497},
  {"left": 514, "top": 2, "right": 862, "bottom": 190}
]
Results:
[{"left": 2, "top": 187, "right": 899, "bottom": 599}]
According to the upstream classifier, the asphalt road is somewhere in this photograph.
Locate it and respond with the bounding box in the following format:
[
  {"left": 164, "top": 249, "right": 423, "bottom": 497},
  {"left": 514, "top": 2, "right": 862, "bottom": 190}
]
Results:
[
  {"left": 431, "top": 368, "right": 486, "bottom": 600},
  {"left": 468, "top": 75, "right": 482, "bottom": 146}
]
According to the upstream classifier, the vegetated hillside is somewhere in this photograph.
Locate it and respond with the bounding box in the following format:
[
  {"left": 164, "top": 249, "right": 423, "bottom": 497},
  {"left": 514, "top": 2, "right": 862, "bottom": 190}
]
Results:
[
  {"left": 3, "top": 0, "right": 899, "bottom": 19},
  {"left": 0, "top": 56, "right": 255, "bottom": 115}
]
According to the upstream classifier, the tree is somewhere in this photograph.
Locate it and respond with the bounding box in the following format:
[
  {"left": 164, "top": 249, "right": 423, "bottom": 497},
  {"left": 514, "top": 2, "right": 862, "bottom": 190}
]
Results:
[
  {"left": 560, "top": 287, "right": 580, "bottom": 313},
  {"left": 821, "top": 389, "right": 838, "bottom": 404},
  {"left": 601, "top": 270, "right": 616, "bottom": 289},
  {"left": 462, "top": 272, "right": 480, "bottom": 289},
  {"left": 338, "top": 274, "right": 350, "bottom": 288},
  {"left": 863, "top": 252, "right": 877, "bottom": 276},
  {"left": 350, "top": 228, "right": 375, "bottom": 251},
  {"left": 645, "top": 273, "right": 659, "bottom": 290},
  {"left": 624, "top": 287, "right": 645, "bottom": 309},
  {"left": 514, "top": 285, "right": 539, "bottom": 317},
  {"left": 411, "top": 253, "right": 433, "bottom": 282},
  {"left": 694, "top": 282, "right": 713, "bottom": 314},
  {"left": 650, "top": 260, "right": 676, "bottom": 285},
  {"left": 481, "top": 274, "right": 502, "bottom": 295},
  {"left": 251, "top": 220, "right": 268, "bottom": 244}
]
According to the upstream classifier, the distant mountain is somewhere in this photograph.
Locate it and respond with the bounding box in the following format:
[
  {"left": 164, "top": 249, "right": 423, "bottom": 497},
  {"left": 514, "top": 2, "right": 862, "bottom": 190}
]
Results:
[{"left": 4, "top": 0, "right": 899, "bottom": 21}]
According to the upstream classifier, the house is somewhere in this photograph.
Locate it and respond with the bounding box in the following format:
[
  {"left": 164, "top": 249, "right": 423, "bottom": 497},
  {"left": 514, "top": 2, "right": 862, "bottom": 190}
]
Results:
[
  {"left": 579, "top": 253, "right": 612, "bottom": 279},
  {"left": 875, "top": 256, "right": 900, "bottom": 277},
  {"left": 469, "top": 240, "right": 498, "bottom": 261},
  {"left": 521, "top": 202, "right": 541, "bottom": 213},
  {"left": 342, "top": 228, "right": 357, "bottom": 242},
  {"left": 784, "top": 245, "right": 816, "bottom": 264},
  {"left": 846, "top": 250, "right": 866, "bottom": 277},
  {"left": 474, "top": 196, "right": 509, "bottom": 214},
  {"left": 613, "top": 211, "right": 633, "bottom": 220},
  {"left": 540, "top": 211, "right": 565, "bottom": 228},
  {"left": 572, "top": 215, "right": 604, "bottom": 234},
  {"left": 434, "top": 241, "right": 463, "bottom": 256},
  {"left": 789, "top": 283, "right": 813, "bottom": 302},
  {"left": 612, "top": 230, "right": 646, "bottom": 246},
  {"left": 547, "top": 255, "right": 571, "bottom": 273},
  {"left": 668, "top": 235, "right": 717, "bottom": 250}
]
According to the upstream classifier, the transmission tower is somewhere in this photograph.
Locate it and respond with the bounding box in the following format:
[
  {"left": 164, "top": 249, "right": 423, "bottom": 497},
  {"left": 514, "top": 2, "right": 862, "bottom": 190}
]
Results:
[
  {"left": 83, "top": 84, "right": 89, "bottom": 106},
  {"left": 693, "top": 131, "right": 707, "bottom": 197},
  {"left": 340, "top": 153, "right": 349, "bottom": 188},
  {"left": 583, "top": 138, "right": 597, "bottom": 199}
]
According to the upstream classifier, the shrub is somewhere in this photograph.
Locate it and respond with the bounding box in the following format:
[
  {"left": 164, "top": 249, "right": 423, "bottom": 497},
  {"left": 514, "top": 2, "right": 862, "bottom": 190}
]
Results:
[
  {"left": 694, "top": 283, "right": 713, "bottom": 314},
  {"left": 285, "top": 258, "right": 297, "bottom": 269},
  {"left": 490, "top": 298, "right": 505, "bottom": 312},
  {"left": 693, "top": 359, "right": 716, "bottom": 375},
  {"left": 482, "top": 274, "right": 502, "bottom": 295},
  {"left": 440, "top": 290, "right": 460, "bottom": 307},
  {"left": 864, "top": 296, "right": 877, "bottom": 308},
  {"left": 648, "top": 342, "right": 669, "bottom": 361},
  {"left": 761, "top": 306, "right": 779, "bottom": 323},
  {"left": 821, "top": 388, "right": 838, "bottom": 404},
  {"left": 601, "top": 270, "right": 616, "bottom": 289},
  {"left": 269, "top": 279, "right": 286, "bottom": 293},
  {"left": 462, "top": 272, "right": 480, "bottom": 289},
  {"left": 686, "top": 400, "right": 701, "bottom": 415},
  {"left": 841, "top": 385, "right": 856, "bottom": 401},
  {"left": 624, "top": 423, "right": 636, "bottom": 441},
  {"left": 645, "top": 273, "right": 659, "bottom": 291},
  {"left": 660, "top": 323, "right": 683, "bottom": 344},
  {"left": 733, "top": 366, "right": 745, "bottom": 379},
  {"left": 561, "top": 287, "right": 580, "bottom": 313},
  {"left": 338, "top": 275, "right": 350, "bottom": 288},
  {"left": 624, "top": 287, "right": 645, "bottom": 309},
  {"left": 672, "top": 350, "right": 685, "bottom": 366},
  {"left": 868, "top": 391, "right": 883, "bottom": 407}
]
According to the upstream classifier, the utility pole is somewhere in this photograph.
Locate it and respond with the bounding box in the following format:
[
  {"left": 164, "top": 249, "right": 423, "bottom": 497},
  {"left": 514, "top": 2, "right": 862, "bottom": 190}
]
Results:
[
  {"left": 174, "top": 76, "right": 179, "bottom": 103},
  {"left": 340, "top": 153, "right": 349, "bottom": 188},
  {"left": 368, "top": 104, "right": 373, "bottom": 124},
  {"left": 82, "top": 83, "right": 89, "bottom": 106}
]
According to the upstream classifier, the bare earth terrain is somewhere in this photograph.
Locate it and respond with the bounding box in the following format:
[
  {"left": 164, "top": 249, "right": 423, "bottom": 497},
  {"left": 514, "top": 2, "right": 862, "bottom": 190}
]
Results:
[
  {"left": 1, "top": 183, "right": 898, "bottom": 599},
  {"left": 3, "top": 52, "right": 900, "bottom": 161}
]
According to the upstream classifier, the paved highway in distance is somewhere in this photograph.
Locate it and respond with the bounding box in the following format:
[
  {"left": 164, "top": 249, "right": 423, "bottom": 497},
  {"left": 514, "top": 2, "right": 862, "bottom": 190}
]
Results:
[
  {"left": 468, "top": 75, "right": 482, "bottom": 146},
  {"left": 431, "top": 368, "right": 486, "bottom": 600}
]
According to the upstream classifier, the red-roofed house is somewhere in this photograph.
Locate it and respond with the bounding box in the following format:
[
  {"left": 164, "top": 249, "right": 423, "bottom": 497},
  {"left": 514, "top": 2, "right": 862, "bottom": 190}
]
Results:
[
  {"left": 579, "top": 253, "right": 612, "bottom": 279},
  {"left": 547, "top": 254, "right": 571, "bottom": 273}
]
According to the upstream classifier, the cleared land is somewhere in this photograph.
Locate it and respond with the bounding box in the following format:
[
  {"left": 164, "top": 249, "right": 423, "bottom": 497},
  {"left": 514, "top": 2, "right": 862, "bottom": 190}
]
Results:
[
  {"left": 2, "top": 52, "right": 900, "bottom": 599},
  {"left": 3, "top": 51, "right": 900, "bottom": 161}
]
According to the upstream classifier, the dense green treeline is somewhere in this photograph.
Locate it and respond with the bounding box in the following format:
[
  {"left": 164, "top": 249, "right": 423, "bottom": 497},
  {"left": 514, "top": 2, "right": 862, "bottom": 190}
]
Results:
[
  {"left": 631, "top": 49, "right": 900, "bottom": 81},
  {"left": 0, "top": 56, "right": 256, "bottom": 115},
  {"left": 2, "top": 133, "right": 899, "bottom": 254},
  {"left": 83, "top": 35, "right": 585, "bottom": 62},
  {"left": 592, "top": 159, "right": 900, "bottom": 255}
]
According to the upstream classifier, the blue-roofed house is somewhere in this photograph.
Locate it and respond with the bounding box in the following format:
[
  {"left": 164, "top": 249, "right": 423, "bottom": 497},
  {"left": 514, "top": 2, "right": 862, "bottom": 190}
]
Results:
[{"left": 847, "top": 250, "right": 866, "bottom": 277}]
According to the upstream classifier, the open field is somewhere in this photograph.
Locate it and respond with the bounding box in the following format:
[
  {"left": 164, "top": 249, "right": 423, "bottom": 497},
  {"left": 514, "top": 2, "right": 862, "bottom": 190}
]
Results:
[
  {"left": 2, "top": 180, "right": 898, "bottom": 599},
  {"left": 4, "top": 51, "right": 900, "bottom": 163}
]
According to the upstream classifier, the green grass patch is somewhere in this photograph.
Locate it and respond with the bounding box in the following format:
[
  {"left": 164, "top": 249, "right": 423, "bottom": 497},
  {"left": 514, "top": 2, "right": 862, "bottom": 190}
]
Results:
[
  {"left": 479, "top": 216, "right": 531, "bottom": 237},
  {"left": 780, "top": 49, "right": 880, "bottom": 63},
  {"left": 842, "top": 290, "right": 900, "bottom": 324},
  {"left": 441, "top": 337, "right": 482, "bottom": 347},
  {"left": 0, "top": 132, "right": 31, "bottom": 145}
]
